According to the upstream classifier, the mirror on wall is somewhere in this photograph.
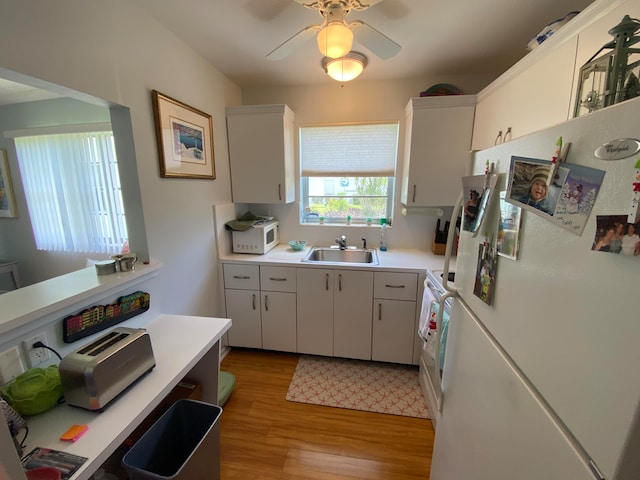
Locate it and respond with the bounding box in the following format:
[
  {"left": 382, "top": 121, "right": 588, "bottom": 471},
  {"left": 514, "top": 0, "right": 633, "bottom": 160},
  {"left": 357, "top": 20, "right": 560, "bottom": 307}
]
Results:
[{"left": 0, "top": 71, "right": 148, "bottom": 291}]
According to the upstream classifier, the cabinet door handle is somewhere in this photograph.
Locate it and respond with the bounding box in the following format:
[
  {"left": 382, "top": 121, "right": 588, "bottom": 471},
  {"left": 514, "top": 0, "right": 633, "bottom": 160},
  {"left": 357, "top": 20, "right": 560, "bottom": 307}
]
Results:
[
  {"left": 264, "top": 294, "right": 269, "bottom": 311},
  {"left": 233, "top": 275, "right": 251, "bottom": 279},
  {"left": 385, "top": 284, "right": 406, "bottom": 289},
  {"left": 378, "top": 303, "right": 382, "bottom": 321},
  {"left": 495, "top": 130, "right": 503, "bottom": 145},
  {"left": 325, "top": 273, "right": 329, "bottom": 291},
  {"left": 269, "top": 277, "right": 287, "bottom": 282},
  {"left": 252, "top": 294, "right": 256, "bottom": 310},
  {"left": 338, "top": 273, "right": 342, "bottom": 291},
  {"left": 278, "top": 184, "right": 282, "bottom": 201},
  {"left": 504, "top": 126, "right": 512, "bottom": 142},
  {"left": 412, "top": 184, "right": 416, "bottom": 203}
]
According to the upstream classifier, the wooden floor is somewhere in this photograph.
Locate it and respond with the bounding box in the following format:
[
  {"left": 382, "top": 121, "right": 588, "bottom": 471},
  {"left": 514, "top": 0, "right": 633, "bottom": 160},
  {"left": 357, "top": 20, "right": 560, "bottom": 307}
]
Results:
[{"left": 219, "top": 348, "right": 434, "bottom": 480}]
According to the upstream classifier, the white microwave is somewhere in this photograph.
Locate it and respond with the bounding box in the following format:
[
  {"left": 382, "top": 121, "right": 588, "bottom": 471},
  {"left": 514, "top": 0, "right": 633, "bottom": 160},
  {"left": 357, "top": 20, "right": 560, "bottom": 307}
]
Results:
[{"left": 232, "top": 220, "right": 279, "bottom": 254}]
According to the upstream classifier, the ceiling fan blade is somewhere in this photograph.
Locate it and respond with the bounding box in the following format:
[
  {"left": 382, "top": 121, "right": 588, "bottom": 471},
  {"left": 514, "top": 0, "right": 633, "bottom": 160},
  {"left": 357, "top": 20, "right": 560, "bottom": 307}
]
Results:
[
  {"left": 266, "top": 25, "right": 320, "bottom": 60},
  {"left": 293, "top": 0, "right": 387, "bottom": 10},
  {"left": 350, "top": 19, "right": 401, "bottom": 59},
  {"left": 350, "top": 0, "right": 386, "bottom": 10}
]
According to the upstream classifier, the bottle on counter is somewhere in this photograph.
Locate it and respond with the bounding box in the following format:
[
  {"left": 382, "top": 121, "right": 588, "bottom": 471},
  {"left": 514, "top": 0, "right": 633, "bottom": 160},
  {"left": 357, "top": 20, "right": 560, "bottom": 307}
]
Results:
[{"left": 379, "top": 219, "right": 388, "bottom": 251}]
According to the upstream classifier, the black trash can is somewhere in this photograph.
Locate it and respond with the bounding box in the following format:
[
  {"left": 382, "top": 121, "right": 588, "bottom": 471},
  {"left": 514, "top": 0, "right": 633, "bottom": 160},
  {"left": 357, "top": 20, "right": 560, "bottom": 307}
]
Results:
[{"left": 122, "top": 399, "right": 222, "bottom": 480}]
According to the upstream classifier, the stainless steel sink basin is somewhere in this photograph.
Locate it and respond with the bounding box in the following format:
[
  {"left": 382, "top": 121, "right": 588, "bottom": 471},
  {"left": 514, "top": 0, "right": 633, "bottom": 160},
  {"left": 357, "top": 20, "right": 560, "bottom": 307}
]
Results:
[{"left": 302, "top": 247, "right": 379, "bottom": 265}]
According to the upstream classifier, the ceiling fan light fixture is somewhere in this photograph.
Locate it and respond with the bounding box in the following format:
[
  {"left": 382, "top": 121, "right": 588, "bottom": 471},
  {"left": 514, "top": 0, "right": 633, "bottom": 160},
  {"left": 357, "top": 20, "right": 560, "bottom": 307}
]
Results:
[
  {"left": 323, "top": 52, "right": 368, "bottom": 82},
  {"left": 317, "top": 22, "right": 353, "bottom": 58}
]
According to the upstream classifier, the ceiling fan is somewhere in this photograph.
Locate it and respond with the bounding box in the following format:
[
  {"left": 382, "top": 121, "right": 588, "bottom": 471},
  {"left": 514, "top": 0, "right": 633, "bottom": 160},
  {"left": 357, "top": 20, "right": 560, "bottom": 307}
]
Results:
[{"left": 266, "top": 0, "right": 401, "bottom": 61}]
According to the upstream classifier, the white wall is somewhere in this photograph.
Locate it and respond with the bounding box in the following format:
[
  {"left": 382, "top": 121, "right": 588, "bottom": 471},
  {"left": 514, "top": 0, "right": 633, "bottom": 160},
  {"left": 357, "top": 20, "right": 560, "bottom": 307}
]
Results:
[
  {"left": 0, "top": 0, "right": 495, "bottom": 319},
  {"left": 0, "top": 0, "right": 241, "bottom": 317},
  {"left": 241, "top": 76, "right": 492, "bottom": 250}
]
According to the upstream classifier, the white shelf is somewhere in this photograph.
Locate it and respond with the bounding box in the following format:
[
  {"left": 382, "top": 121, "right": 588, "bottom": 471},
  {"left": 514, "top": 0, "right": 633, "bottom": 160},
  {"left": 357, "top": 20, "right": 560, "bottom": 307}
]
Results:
[
  {"left": 0, "top": 262, "right": 162, "bottom": 338},
  {"left": 21, "top": 314, "right": 231, "bottom": 480}
]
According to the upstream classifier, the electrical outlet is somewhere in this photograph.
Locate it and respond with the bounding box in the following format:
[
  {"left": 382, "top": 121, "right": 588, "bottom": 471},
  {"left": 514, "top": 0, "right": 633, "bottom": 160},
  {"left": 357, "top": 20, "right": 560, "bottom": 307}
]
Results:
[
  {"left": 23, "top": 332, "right": 51, "bottom": 368},
  {"left": 0, "top": 346, "right": 25, "bottom": 385}
]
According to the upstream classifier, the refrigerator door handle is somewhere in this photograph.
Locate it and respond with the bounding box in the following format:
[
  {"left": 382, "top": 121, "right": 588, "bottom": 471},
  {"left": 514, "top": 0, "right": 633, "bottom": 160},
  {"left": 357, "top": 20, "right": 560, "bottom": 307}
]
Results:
[
  {"left": 442, "top": 191, "right": 463, "bottom": 295},
  {"left": 588, "top": 461, "right": 605, "bottom": 480}
]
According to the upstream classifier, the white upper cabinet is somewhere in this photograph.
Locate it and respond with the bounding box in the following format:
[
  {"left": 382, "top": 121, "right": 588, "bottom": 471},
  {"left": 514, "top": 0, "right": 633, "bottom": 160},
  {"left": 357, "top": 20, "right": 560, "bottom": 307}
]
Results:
[
  {"left": 571, "top": 0, "right": 640, "bottom": 117},
  {"left": 400, "top": 95, "right": 476, "bottom": 207},
  {"left": 226, "top": 104, "right": 296, "bottom": 204},
  {"left": 472, "top": 36, "right": 579, "bottom": 151},
  {"left": 472, "top": 0, "right": 636, "bottom": 150}
]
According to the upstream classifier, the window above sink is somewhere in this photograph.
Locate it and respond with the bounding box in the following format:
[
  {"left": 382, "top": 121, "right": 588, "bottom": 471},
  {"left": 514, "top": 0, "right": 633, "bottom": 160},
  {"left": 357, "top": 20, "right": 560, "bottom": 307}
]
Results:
[{"left": 299, "top": 122, "right": 399, "bottom": 225}]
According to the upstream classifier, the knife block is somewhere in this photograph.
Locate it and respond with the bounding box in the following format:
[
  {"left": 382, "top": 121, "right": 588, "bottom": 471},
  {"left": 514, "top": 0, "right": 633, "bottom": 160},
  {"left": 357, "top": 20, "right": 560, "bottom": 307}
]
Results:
[{"left": 432, "top": 240, "right": 446, "bottom": 255}]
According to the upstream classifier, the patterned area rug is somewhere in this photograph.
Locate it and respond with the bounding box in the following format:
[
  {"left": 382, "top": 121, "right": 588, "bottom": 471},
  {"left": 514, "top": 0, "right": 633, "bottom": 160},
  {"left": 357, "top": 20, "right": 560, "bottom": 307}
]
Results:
[{"left": 286, "top": 355, "right": 429, "bottom": 419}]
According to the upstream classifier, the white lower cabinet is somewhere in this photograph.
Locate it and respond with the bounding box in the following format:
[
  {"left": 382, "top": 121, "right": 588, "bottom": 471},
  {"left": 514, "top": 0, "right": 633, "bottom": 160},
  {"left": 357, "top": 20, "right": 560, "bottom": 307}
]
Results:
[
  {"left": 372, "top": 299, "right": 417, "bottom": 364},
  {"left": 372, "top": 272, "right": 418, "bottom": 364},
  {"left": 224, "top": 263, "right": 418, "bottom": 364},
  {"left": 225, "top": 288, "right": 262, "bottom": 348},
  {"left": 333, "top": 270, "right": 374, "bottom": 360},
  {"left": 260, "top": 266, "right": 296, "bottom": 352},
  {"left": 223, "top": 264, "right": 296, "bottom": 352},
  {"left": 296, "top": 268, "right": 373, "bottom": 359}
]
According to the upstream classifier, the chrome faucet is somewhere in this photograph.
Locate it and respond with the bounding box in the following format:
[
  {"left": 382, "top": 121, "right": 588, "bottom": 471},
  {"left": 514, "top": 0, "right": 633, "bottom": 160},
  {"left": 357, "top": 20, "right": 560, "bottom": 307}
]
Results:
[
  {"left": 362, "top": 237, "right": 367, "bottom": 250},
  {"left": 336, "top": 235, "right": 347, "bottom": 250}
]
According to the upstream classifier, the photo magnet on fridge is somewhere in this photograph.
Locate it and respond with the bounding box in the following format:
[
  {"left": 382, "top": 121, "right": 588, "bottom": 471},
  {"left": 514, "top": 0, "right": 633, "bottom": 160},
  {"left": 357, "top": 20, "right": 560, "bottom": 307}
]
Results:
[
  {"left": 592, "top": 215, "right": 640, "bottom": 256},
  {"left": 473, "top": 241, "right": 497, "bottom": 306},
  {"left": 506, "top": 156, "right": 605, "bottom": 236},
  {"left": 462, "top": 173, "right": 498, "bottom": 236}
]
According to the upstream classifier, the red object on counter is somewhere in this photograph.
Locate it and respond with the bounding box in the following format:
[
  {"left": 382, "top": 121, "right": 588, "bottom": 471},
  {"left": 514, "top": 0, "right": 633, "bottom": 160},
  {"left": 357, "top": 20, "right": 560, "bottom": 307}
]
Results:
[{"left": 25, "top": 467, "right": 62, "bottom": 480}]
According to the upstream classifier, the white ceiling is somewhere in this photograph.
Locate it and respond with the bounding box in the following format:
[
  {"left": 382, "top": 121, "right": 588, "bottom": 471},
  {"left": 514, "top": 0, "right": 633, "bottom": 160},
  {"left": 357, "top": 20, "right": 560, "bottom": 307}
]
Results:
[
  {"left": 0, "top": 78, "right": 62, "bottom": 106},
  {"left": 131, "top": 0, "right": 595, "bottom": 88},
  {"left": 0, "top": 0, "right": 595, "bottom": 103}
]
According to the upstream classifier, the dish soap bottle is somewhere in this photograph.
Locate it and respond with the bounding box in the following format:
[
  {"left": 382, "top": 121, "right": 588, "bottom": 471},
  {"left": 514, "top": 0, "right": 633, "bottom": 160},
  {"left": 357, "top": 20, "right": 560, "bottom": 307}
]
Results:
[{"left": 379, "top": 219, "right": 388, "bottom": 251}]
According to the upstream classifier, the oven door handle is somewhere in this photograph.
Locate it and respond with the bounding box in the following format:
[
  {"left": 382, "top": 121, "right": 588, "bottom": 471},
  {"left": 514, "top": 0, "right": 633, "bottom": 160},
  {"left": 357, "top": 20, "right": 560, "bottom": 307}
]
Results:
[
  {"left": 418, "top": 285, "right": 439, "bottom": 340},
  {"left": 434, "top": 291, "right": 455, "bottom": 413}
]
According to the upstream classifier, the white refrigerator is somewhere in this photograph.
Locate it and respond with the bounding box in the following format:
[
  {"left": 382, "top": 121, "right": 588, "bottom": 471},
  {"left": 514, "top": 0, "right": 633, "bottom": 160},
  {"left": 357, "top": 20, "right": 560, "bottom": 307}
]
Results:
[{"left": 430, "top": 97, "right": 640, "bottom": 480}]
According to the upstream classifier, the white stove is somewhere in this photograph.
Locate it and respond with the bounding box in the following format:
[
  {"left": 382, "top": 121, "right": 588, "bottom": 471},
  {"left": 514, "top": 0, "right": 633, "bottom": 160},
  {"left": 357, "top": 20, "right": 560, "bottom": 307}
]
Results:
[{"left": 418, "top": 269, "right": 454, "bottom": 427}]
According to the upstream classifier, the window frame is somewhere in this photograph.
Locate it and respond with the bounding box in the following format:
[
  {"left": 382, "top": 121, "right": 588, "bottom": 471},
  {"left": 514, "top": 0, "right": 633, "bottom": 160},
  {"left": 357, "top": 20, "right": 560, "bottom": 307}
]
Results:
[
  {"left": 299, "top": 121, "right": 399, "bottom": 225},
  {"left": 300, "top": 176, "right": 395, "bottom": 224}
]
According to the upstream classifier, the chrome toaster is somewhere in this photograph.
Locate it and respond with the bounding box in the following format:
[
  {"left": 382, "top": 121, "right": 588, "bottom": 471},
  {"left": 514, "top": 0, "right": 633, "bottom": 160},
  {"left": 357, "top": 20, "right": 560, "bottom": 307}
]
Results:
[{"left": 59, "top": 327, "right": 155, "bottom": 410}]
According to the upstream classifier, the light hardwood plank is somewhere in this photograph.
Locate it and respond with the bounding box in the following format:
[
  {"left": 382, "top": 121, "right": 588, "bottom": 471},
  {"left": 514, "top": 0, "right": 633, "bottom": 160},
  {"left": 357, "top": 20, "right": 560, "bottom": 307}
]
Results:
[{"left": 219, "top": 349, "right": 433, "bottom": 479}]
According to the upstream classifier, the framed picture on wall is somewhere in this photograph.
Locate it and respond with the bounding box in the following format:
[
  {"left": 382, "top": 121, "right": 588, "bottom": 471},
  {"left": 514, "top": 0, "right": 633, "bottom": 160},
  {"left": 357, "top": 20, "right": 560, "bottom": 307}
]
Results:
[
  {"left": 0, "top": 149, "right": 18, "bottom": 218},
  {"left": 151, "top": 90, "right": 216, "bottom": 179}
]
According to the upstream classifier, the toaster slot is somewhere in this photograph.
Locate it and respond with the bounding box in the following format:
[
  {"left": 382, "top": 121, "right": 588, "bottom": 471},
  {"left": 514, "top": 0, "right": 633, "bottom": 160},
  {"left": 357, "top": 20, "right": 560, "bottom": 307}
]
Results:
[{"left": 77, "top": 332, "right": 130, "bottom": 356}]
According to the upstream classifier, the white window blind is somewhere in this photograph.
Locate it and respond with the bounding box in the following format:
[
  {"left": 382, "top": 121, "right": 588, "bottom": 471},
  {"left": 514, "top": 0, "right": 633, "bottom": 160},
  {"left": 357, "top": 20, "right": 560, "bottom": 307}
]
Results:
[
  {"left": 14, "top": 131, "right": 128, "bottom": 254},
  {"left": 300, "top": 122, "right": 399, "bottom": 177}
]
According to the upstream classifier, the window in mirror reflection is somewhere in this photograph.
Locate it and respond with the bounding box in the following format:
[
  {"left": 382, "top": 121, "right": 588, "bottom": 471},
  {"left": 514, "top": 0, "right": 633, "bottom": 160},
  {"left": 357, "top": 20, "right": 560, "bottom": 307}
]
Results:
[{"left": 14, "top": 129, "right": 129, "bottom": 254}]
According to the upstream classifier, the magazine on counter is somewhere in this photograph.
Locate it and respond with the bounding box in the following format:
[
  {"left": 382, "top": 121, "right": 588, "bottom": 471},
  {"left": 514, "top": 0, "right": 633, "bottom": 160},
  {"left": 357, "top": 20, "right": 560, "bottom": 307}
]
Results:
[{"left": 21, "top": 447, "right": 87, "bottom": 479}]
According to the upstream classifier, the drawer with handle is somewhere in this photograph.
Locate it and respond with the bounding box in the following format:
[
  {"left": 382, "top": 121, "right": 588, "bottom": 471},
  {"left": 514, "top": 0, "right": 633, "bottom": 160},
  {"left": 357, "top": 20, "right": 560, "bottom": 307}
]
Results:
[
  {"left": 373, "top": 272, "right": 418, "bottom": 301},
  {"left": 223, "top": 264, "right": 260, "bottom": 290},
  {"left": 260, "top": 266, "right": 296, "bottom": 292}
]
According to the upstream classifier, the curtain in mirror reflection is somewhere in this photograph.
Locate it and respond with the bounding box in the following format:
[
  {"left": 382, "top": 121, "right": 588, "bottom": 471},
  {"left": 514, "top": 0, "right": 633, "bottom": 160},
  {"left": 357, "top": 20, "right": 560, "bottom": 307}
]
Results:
[{"left": 14, "top": 130, "right": 128, "bottom": 254}]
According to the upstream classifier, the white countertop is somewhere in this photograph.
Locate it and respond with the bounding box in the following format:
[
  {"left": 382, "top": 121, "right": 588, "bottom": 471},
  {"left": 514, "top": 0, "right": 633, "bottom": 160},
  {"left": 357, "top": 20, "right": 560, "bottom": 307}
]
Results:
[
  {"left": 219, "top": 244, "right": 451, "bottom": 273},
  {"left": 22, "top": 314, "right": 231, "bottom": 480},
  {"left": 0, "top": 262, "right": 162, "bottom": 337}
]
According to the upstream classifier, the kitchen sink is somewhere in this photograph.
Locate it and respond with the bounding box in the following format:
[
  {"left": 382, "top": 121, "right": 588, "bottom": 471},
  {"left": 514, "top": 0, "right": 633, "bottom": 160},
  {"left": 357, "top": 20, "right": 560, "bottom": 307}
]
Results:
[{"left": 302, "top": 247, "right": 379, "bottom": 265}]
